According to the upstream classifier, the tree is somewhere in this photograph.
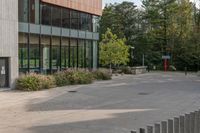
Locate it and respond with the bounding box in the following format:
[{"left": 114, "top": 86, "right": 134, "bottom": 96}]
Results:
[
  {"left": 99, "top": 28, "right": 129, "bottom": 72},
  {"left": 100, "top": 2, "right": 138, "bottom": 41},
  {"left": 100, "top": 0, "right": 200, "bottom": 71}
]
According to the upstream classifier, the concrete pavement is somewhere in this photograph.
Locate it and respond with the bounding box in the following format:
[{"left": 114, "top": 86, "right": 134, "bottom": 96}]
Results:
[{"left": 0, "top": 72, "right": 200, "bottom": 133}]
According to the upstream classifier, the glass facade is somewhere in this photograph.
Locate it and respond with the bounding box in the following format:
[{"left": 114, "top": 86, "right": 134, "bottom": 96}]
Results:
[
  {"left": 61, "top": 37, "right": 69, "bottom": 69},
  {"left": 78, "top": 40, "right": 85, "bottom": 68},
  {"left": 41, "top": 3, "right": 51, "bottom": 25},
  {"left": 52, "top": 36, "right": 60, "bottom": 71},
  {"left": 18, "top": 0, "right": 29, "bottom": 23},
  {"left": 19, "top": 0, "right": 99, "bottom": 32},
  {"left": 29, "top": 0, "right": 40, "bottom": 24},
  {"left": 62, "top": 9, "right": 70, "bottom": 28},
  {"left": 41, "top": 35, "right": 50, "bottom": 73},
  {"left": 29, "top": 34, "right": 40, "bottom": 70},
  {"left": 52, "top": 6, "right": 61, "bottom": 27},
  {"left": 18, "top": 0, "right": 99, "bottom": 73},
  {"left": 79, "top": 13, "right": 92, "bottom": 31},
  {"left": 70, "top": 11, "right": 79, "bottom": 30},
  {"left": 19, "top": 33, "right": 28, "bottom": 72},
  {"left": 19, "top": 34, "right": 95, "bottom": 73},
  {"left": 86, "top": 40, "right": 93, "bottom": 69}
]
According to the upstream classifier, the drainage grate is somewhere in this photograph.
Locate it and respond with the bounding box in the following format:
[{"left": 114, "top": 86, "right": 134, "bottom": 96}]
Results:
[
  {"left": 138, "top": 92, "right": 149, "bottom": 95},
  {"left": 68, "top": 90, "right": 77, "bottom": 93}
]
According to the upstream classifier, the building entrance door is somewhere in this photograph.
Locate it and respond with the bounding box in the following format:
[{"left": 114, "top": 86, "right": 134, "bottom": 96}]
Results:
[{"left": 0, "top": 58, "right": 9, "bottom": 88}]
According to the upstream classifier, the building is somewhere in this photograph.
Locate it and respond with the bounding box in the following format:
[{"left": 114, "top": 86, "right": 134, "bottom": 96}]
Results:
[{"left": 0, "top": 0, "right": 102, "bottom": 88}]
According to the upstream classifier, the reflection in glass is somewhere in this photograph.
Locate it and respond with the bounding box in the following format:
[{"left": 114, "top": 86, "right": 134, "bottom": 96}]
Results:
[
  {"left": 62, "top": 9, "right": 70, "bottom": 28},
  {"left": 93, "top": 41, "right": 98, "bottom": 69},
  {"left": 70, "top": 39, "right": 78, "bottom": 68},
  {"left": 86, "top": 40, "right": 92, "bottom": 69},
  {"left": 18, "top": 0, "right": 29, "bottom": 23},
  {"left": 71, "top": 10, "right": 79, "bottom": 29},
  {"left": 80, "top": 13, "right": 92, "bottom": 31},
  {"left": 52, "top": 36, "right": 60, "bottom": 71},
  {"left": 78, "top": 40, "right": 85, "bottom": 68},
  {"left": 19, "top": 33, "right": 28, "bottom": 72},
  {"left": 41, "top": 3, "right": 51, "bottom": 25},
  {"left": 92, "top": 16, "right": 100, "bottom": 32},
  {"left": 29, "top": 34, "right": 40, "bottom": 70},
  {"left": 52, "top": 6, "right": 61, "bottom": 27},
  {"left": 29, "top": 0, "right": 40, "bottom": 24},
  {"left": 61, "top": 38, "right": 69, "bottom": 69},
  {"left": 41, "top": 36, "right": 50, "bottom": 73}
]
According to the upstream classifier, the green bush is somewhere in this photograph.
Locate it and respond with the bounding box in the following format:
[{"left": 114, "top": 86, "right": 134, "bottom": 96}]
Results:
[
  {"left": 16, "top": 73, "right": 56, "bottom": 91},
  {"left": 53, "top": 69, "right": 94, "bottom": 86},
  {"left": 120, "top": 66, "right": 133, "bottom": 74},
  {"left": 53, "top": 71, "right": 70, "bottom": 86},
  {"left": 68, "top": 69, "right": 94, "bottom": 85},
  {"left": 16, "top": 69, "right": 113, "bottom": 91},
  {"left": 92, "top": 69, "right": 112, "bottom": 80},
  {"left": 40, "top": 75, "right": 56, "bottom": 89}
]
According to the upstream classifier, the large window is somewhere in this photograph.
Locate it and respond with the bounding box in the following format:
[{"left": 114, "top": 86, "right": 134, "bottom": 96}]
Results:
[
  {"left": 52, "top": 36, "right": 60, "bottom": 71},
  {"left": 29, "top": 34, "right": 40, "bottom": 70},
  {"left": 19, "top": 33, "right": 28, "bottom": 72},
  {"left": 92, "top": 16, "right": 100, "bottom": 32},
  {"left": 52, "top": 6, "right": 61, "bottom": 27},
  {"left": 70, "top": 39, "right": 78, "bottom": 68},
  {"left": 19, "top": 0, "right": 29, "bottom": 23},
  {"left": 61, "top": 38, "right": 69, "bottom": 69},
  {"left": 93, "top": 41, "right": 98, "bottom": 69},
  {"left": 41, "top": 35, "right": 50, "bottom": 73},
  {"left": 80, "top": 13, "right": 92, "bottom": 31},
  {"left": 62, "top": 8, "right": 70, "bottom": 28},
  {"left": 29, "top": 0, "right": 40, "bottom": 24},
  {"left": 78, "top": 40, "right": 85, "bottom": 68},
  {"left": 71, "top": 11, "right": 79, "bottom": 29},
  {"left": 19, "top": 1, "right": 96, "bottom": 31},
  {"left": 86, "top": 40, "right": 93, "bottom": 69},
  {"left": 41, "top": 3, "right": 51, "bottom": 25}
]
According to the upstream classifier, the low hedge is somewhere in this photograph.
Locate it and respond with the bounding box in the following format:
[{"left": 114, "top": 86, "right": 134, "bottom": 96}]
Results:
[
  {"left": 16, "top": 69, "right": 112, "bottom": 91},
  {"left": 16, "top": 73, "right": 56, "bottom": 91},
  {"left": 92, "top": 69, "right": 112, "bottom": 80},
  {"left": 53, "top": 69, "right": 94, "bottom": 87},
  {"left": 121, "top": 67, "right": 133, "bottom": 74},
  {"left": 53, "top": 71, "right": 70, "bottom": 86}
]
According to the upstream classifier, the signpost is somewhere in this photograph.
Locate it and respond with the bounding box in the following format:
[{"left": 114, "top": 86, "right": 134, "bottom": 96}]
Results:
[{"left": 162, "top": 55, "right": 170, "bottom": 72}]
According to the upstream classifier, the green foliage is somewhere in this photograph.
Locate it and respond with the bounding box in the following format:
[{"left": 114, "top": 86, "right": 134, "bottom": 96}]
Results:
[
  {"left": 54, "top": 69, "right": 94, "bottom": 86},
  {"left": 16, "top": 73, "right": 56, "bottom": 91},
  {"left": 53, "top": 71, "right": 70, "bottom": 86},
  {"left": 69, "top": 70, "right": 94, "bottom": 85},
  {"left": 92, "top": 69, "right": 112, "bottom": 80},
  {"left": 16, "top": 69, "right": 113, "bottom": 91},
  {"left": 120, "top": 66, "right": 133, "bottom": 74},
  {"left": 99, "top": 28, "right": 129, "bottom": 70},
  {"left": 100, "top": 2, "right": 138, "bottom": 40},
  {"left": 100, "top": 0, "right": 200, "bottom": 71}
]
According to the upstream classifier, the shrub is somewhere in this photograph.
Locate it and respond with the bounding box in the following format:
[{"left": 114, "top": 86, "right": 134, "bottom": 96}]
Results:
[
  {"left": 53, "top": 71, "right": 70, "bottom": 86},
  {"left": 120, "top": 66, "right": 133, "bottom": 74},
  {"left": 169, "top": 65, "right": 177, "bottom": 71},
  {"left": 92, "top": 69, "right": 112, "bottom": 80},
  {"left": 53, "top": 69, "right": 94, "bottom": 86},
  {"left": 67, "top": 69, "right": 94, "bottom": 85},
  {"left": 16, "top": 73, "right": 56, "bottom": 91},
  {"left": 40, "top": 75, "right": 56, "bottom": 89}
]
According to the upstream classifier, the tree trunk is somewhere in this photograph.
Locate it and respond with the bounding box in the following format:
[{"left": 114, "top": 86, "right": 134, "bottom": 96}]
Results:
[{"left": 109, "top": 63, "right": 112, "bottom": 74}]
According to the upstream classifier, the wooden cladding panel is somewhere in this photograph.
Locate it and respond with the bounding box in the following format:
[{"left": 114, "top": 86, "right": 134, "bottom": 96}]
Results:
[{"left": 41, "top": 0, "right": 102, "bottom": 16}]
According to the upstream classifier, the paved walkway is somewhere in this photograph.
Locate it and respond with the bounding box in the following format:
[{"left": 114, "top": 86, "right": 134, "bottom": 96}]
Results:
[{"left": 0, "top": 72, "right": 200, "bottom": 133}]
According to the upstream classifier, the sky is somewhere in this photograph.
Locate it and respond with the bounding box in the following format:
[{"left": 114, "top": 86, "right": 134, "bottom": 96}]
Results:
[
  {"left": 103, "top": 0, "right": 199, "bottom": 8},
  {"left": 103, "top": 0, "right": 142, "bottom": 7}
]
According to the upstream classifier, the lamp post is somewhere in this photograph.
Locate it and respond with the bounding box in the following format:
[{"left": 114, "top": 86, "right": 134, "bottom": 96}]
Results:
[
  {"left": 130, "top": 47, "right": 135, "bottom": 67},
  {"left": 142, "top": 54, "right": 145, "bottom": 66}
]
